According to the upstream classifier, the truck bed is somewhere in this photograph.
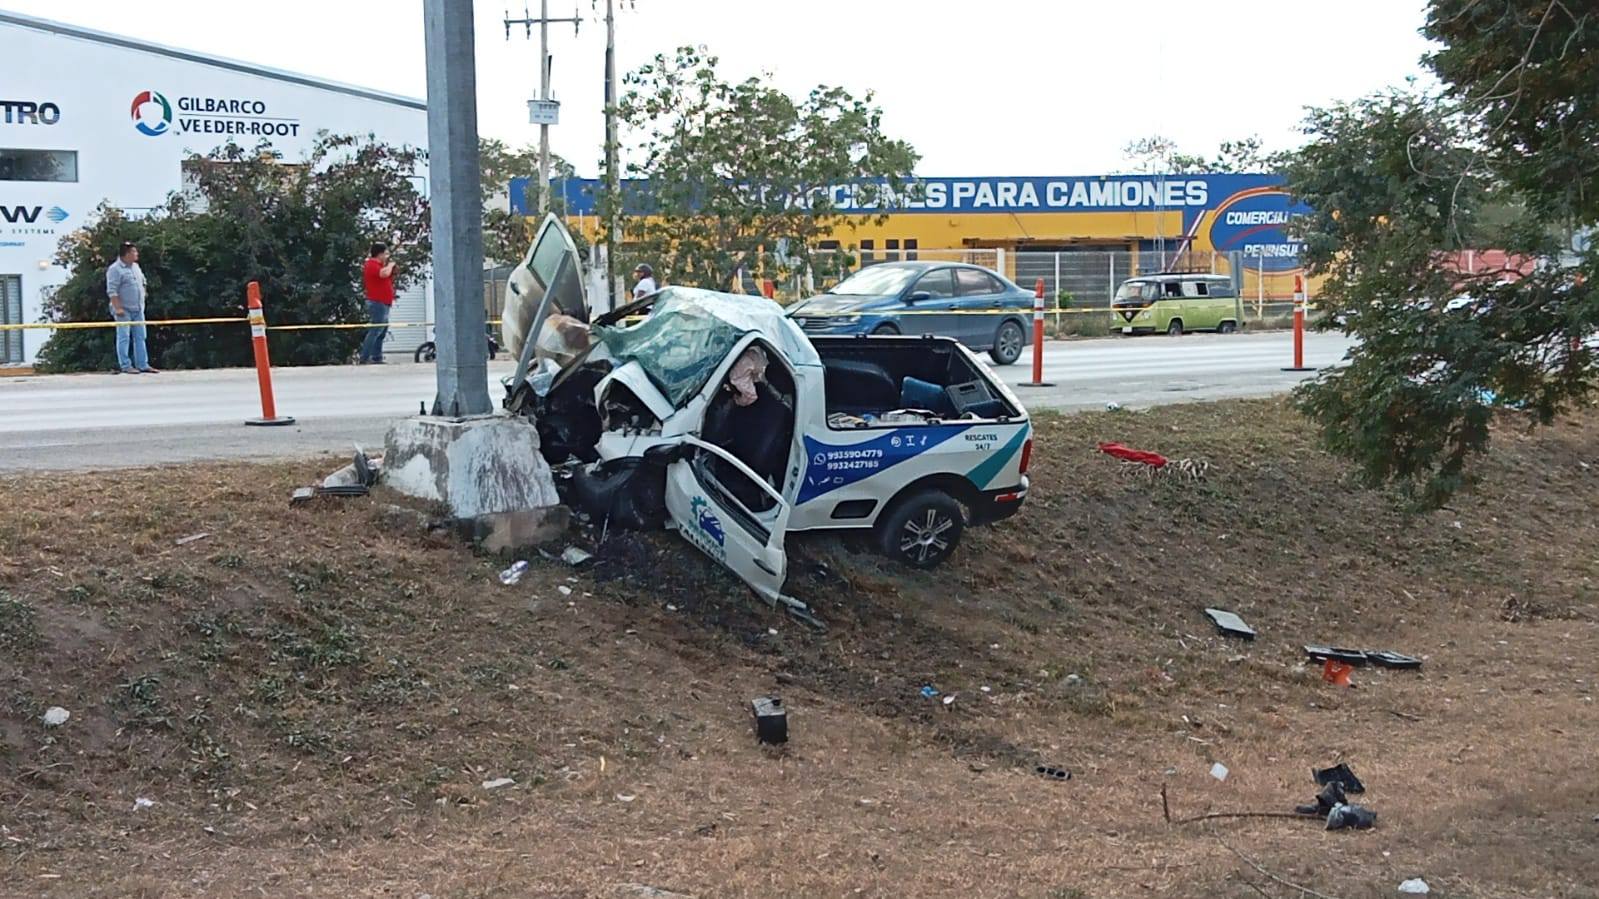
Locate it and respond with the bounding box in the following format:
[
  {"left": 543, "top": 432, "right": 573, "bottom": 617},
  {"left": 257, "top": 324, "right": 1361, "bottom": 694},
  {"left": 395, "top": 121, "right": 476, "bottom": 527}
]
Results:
[{"left": 810, "top": 336, "right": 1021, "bottom": 422}]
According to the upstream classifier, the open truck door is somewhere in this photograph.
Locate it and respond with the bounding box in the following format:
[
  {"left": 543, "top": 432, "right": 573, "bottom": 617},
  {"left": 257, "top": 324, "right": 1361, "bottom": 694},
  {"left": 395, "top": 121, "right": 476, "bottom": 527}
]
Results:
[{"left": 664, "top": 437, "right": 820, "bottom": 627}]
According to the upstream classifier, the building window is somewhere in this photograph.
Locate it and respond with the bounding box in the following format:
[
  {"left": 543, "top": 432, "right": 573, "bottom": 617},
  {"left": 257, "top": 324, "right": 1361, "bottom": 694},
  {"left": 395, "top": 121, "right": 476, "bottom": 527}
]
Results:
[
  {"left": 886, "top": 238, "right": 900, "bottom": 263},
  {"left": 1, "top": 275, "right": 23, "bottom": 365},
  {"left": 0, "top": 149, "right": 78, "bottom": 183},
  {"left": 905, "top": 238, "right": 918, "bottom": 261},
  {"left": 860, "top": 239, "right": 875, "bottom": 266}
]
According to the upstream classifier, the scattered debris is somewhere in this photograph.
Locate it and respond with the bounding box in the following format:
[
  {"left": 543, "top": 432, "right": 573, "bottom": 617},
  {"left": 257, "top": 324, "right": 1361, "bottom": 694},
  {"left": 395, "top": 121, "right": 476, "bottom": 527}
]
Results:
[
  {"left": 919, "top": 685, "right": 939, "bottom": 699},
  {"left": 1209, "top": 762, "right": 1230, "bottom": 782},
  {"left": 1295, "top": 780, "right": 1348, "bottom": 817},
  {"left": 481, "top": 777, "right": 515, "bottom": 790},
  {"left": 941, "top": 694, "right": 956, "bottom": 706},
  {"left": 615, "top": 793, "right": 636, "bottom": 802},
  {"left": 1321, "top": 659, "right": 1356, "bottom": 687},
  {"left": 1313, "top": 763, "right": 1366, "bottom": 794},
  {"left": 558, "top": 585, "right": 573, "bottom": 596},
  {"left": 41, "top": 707, "right": 69, "bottom": 727},
  {"left": 559, "top": 546, "right": 594, "bottom": 566},
  {"left": 1098, "top": 441, "right": 1210, "bottom": 481},
  {"left": 1368, "top": 650, "right": 1423, "bottom": 670},
  {"left": 614, "top": 884, "right": 694, "bottom": 899},
  {"left": 291, "top": 483, "right": 370, "bottom": 505},
  {"left": 1326, "top": 802, "right": 1377, "bottom": 830},
  {"left": 1304, "top": 645, "right": 1368, "bottom": 665},
  {"left": 133, "top": 797, "right": 155, "bottom": 811},
  {"left": 1204, "top": 608, "right": 1256, "bottom": 640},
  {"left": 173, "top": 532, "right": 210, "bottom": 546},
  {"left": 751, "top": 696, "right": 787, "bottom": 745},
  {"left": 1035, "top": 765, "right": 1071, "bottom": 781},
  {"left": 1398, "top": 878, "right": 1431, "bottom": 895},
  {"left": 499, "top": 561, "right": 530, "bottom": 586},
  {"left": 1105, "top": 401, "right": 1123, "bottom": 411}
]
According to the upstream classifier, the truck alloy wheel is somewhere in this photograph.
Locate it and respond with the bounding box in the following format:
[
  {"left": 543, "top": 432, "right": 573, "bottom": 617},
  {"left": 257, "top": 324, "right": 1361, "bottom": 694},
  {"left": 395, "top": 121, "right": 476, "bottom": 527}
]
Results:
[{"left": 876, "top": 490, "right": 965, "bottom": 569}]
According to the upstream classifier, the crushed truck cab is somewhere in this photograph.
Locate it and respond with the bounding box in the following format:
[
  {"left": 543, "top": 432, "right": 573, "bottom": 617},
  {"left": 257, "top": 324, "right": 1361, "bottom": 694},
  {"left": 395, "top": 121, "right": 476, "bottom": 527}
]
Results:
[{"left": 501, "top": 215, "right": 1033, "bottom": 620}]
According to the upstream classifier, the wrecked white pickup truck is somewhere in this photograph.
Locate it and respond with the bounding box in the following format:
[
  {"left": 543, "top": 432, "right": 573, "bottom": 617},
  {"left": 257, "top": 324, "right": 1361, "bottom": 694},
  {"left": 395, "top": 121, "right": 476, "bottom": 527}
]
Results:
[{"left": 500, "top": 215, "right": 1033, "bottom": 622}]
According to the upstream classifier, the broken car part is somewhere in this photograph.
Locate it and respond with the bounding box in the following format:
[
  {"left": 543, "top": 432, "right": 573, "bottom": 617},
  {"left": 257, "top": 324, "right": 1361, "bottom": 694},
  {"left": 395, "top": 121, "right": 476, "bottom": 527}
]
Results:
[
  {"left": 1294, "top": 780, "right": 1348, "bottom": 817},
  {"left": 1325, "top": 802, "right": 1377, "bottom": 830},
  {"left": 1366, "top": 650, "right": 1423, "bottom": 670},
  {"left": 1204, "top": 607, "right": 1256, "bottom": 640},
  {"left": 752, "top": 696, "right": 788, "bottom": 744},
  {"left": 1304, "top": 645, "right": 1369, "bottom": 665},
  {"left": 1312, "top": 763, "right": 1365, "bottom": 794},
  {"left": 1034, "top": 765, "right": 1071, "bottom": 781}
]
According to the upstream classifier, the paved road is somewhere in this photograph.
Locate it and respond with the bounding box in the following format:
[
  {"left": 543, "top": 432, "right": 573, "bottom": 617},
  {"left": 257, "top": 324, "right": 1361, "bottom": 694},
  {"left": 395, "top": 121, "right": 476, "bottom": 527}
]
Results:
[{"left": 0, "top": 330, "right": 1353, "bottom": 470}]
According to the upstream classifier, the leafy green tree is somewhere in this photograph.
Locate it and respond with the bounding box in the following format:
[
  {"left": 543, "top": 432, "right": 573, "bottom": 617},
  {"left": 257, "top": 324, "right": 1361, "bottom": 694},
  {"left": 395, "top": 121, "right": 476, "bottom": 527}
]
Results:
[
  {"left": 1125, "top": 134, "right": 1270, "bottom": 174},
  {"left": 37, "top": 135, "right": 428, "bottom": 372},
  {"left": 610, "top": 46, "right": 919, "bottom": 290},
  {"left": 480, "top": 138, "right": 578, "bottom": 266},
  {"left": 1286, "top": 0, "right": 1598, "bottom": 505}
]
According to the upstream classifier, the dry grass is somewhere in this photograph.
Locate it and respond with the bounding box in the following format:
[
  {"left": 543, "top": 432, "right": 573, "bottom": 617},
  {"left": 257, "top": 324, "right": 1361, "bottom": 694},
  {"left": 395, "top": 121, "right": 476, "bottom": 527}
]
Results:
[{"left": 2, "top": 398, "right": 1598, "bottom": 898}]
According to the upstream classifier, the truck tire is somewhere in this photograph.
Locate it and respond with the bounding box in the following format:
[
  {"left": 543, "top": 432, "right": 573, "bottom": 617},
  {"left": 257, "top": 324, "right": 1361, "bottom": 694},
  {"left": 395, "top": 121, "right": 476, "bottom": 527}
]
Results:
[
  {"left": 990, "top": 319, "right": 1025, "bottom": 365},
  {"left": 875, "top": 489, "right": 965, "bottom": 569},
  {"left": 1167, "top": 319, "right": 1184, "bottom": 336},
  {"left": 1217, "top": 320, "right": 1237, "bottom": 334}
]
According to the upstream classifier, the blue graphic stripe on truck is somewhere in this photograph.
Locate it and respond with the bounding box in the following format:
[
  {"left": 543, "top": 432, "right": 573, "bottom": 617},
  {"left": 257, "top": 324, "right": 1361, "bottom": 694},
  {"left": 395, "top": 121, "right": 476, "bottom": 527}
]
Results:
[
  {"left": 964, "top": 426, "right": 1029, "bottom": 490},
  {"left": 797, "top": 425, "right": 972, "bottom": 504}
]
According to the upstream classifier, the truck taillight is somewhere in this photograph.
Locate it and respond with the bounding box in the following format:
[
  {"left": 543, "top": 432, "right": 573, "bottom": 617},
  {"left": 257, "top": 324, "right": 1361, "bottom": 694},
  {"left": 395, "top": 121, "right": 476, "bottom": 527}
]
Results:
[{"left": 1019, "top": 437, "right": 1033, "bottom": 475}]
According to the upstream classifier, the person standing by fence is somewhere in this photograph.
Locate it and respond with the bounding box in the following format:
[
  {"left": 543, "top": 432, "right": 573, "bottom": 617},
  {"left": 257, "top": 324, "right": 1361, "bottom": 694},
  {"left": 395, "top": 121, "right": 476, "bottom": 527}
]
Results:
[
  {"left": 359, "top": 243, "right": 396, "bottom": 364},
  {"left": 106, "top": 241, "right": 157, "bottom": 374}
]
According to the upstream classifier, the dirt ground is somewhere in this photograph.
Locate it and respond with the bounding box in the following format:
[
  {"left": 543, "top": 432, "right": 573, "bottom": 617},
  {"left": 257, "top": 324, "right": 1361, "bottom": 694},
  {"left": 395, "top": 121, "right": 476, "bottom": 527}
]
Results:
[{"left": 2, "top": 398, "right": 1597, "bottom": 898}]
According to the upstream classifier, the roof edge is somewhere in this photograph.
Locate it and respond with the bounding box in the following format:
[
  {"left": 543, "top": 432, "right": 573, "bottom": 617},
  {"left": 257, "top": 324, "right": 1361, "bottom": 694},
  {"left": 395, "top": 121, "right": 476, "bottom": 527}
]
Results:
[{"left": 0, "top": 10, "right": 426, "bottom": 111}]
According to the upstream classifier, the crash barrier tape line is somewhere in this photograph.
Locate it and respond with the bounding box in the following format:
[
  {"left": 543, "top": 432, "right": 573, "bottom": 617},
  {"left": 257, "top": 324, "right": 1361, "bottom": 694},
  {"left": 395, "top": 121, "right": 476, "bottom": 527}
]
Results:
[{"left": 0, "top": 302, "right": 1310, "bottom": 332}]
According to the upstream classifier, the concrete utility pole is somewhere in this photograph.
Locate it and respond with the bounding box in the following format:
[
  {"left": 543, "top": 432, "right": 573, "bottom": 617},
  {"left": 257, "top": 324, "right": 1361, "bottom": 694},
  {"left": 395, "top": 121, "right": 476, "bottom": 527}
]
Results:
[
  {"left": 504, "top": 2, "right": 580, "bottom": 217},
  {"left": 603, "top": 0, "right": 624, "bottom": 310},
  {"left": 423, "top": 0, "right": 491, "bottom": 417}
]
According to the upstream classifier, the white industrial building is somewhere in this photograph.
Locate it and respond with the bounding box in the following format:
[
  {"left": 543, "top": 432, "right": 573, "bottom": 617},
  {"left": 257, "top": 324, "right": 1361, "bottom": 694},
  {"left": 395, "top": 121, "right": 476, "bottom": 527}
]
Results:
[{"left": 0, "top": 11, "right": 431, "bottom": 367}]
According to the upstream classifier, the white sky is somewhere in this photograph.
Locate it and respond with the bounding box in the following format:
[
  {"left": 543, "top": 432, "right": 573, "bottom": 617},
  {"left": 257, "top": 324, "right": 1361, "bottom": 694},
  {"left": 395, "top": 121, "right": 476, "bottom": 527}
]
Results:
[{"left": 6, "top": 0, "right": 1437, "bottom": 176}]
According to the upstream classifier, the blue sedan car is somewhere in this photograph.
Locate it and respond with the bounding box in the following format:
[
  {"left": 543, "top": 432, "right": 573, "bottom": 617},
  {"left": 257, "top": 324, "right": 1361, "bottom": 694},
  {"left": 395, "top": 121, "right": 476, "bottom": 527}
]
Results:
[{"left": 787, "top": 261, "right": 1035, "bottom": 364}]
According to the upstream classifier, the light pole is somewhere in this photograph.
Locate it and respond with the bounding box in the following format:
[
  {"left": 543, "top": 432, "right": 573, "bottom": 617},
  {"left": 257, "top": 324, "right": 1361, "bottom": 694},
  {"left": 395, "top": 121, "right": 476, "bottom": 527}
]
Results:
[
  {"left": 602, "top": 0, "right": 626, "bottom": 311},
  {"left": 504, "top": 3, "right": 580, "bottom": 217},
  {"left": 423, "top": 0, "right": 491, "bottom": 417}
]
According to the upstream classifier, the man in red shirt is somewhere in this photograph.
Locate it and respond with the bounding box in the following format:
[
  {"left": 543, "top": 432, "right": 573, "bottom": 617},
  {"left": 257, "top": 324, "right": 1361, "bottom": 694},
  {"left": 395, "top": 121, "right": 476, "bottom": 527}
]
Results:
[{"left": 359, "top": 242, "right": 397, "bottom": 364}]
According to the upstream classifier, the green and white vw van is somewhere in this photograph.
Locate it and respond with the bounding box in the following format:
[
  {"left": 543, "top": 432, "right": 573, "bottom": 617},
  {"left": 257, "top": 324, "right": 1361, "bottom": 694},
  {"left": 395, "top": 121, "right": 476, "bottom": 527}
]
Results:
[{"left": 1111, "top": 273, "right": 1243, "bottom": 336}]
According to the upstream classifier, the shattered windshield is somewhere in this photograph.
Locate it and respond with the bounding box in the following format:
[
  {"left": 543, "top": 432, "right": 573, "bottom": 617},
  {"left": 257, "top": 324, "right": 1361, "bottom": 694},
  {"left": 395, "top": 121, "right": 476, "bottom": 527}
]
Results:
[{"left": 594, "top": 287, "right": 819, "bottom": 408}]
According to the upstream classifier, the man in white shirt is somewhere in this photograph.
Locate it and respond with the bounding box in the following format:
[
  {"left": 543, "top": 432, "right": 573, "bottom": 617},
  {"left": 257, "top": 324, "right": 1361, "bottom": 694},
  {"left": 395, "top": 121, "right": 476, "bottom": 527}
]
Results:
[{"left": 632, "top": 263, "right": 658, "bottom": 300}]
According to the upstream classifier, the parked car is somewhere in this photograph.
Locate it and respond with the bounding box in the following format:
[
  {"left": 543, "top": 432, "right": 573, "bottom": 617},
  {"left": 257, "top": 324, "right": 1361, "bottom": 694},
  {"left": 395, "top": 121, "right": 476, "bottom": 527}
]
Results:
[
  {"left": 1111, "top": 273, "right": 1242, "bottom": 336},
  {"left": 500, "top": 217, "right": 1034, "bottom": 623},
  {"left": 787, "top": 261, "right": 1035, "bottom": 364}
]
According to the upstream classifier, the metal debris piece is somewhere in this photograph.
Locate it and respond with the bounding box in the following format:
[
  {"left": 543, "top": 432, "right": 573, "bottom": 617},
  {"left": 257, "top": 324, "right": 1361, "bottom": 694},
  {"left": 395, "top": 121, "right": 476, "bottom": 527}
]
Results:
[
  {"left": 1204, "top": 608, "right": 1256, "bottom": 640},
  {"left": 752, "top": 696, "right": 787, "bottom": 744}
]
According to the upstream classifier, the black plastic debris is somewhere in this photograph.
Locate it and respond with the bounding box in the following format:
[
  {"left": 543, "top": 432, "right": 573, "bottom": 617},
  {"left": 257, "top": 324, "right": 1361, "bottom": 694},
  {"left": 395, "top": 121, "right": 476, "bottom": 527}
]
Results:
[
  {"left": 1204, "top": 608, "right": 1256, "bottom": 640},
  {"left": 352, "top": 450, "right": 378, "bottom": 488},
  {"left": 1367, "top": 650, "right": 1423, "bottom": 670},
  {"left": 1034, "top": 765, "right": 1071, "bottom": 781},
  {"left": 1313, "top": 762, "right": 1365, "bottom": 794},
  {"left": 752, "top": 696, "right": 787, "bottom": 744},
  {"left": 1295, "top": 780, "right": 1348, "bottom": 817},
  {"left": 290, "top": 486, "right": 317, "bottom": 506},
  {"left": 1325, "top": 802, "right": 1377, "bottom": 830},
  {"left": 317, "top": 485, "right": 371, "bottom": 498},
  {"left": 1304, "top": 645, "right": 1368, "bottom": 666}
]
